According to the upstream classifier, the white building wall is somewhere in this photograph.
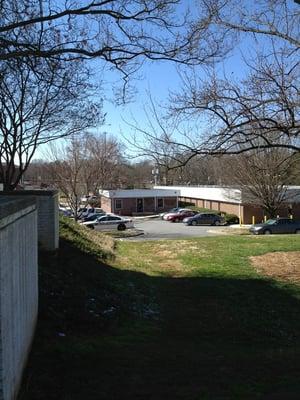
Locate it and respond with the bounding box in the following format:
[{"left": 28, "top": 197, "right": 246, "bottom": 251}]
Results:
[{"left": 0, "top": 198, "right": 38, "bottom": 400}]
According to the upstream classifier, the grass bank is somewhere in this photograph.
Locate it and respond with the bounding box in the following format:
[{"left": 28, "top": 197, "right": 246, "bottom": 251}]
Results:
[{"left": 19, "top": 218, "right": 300, "bottom": 400}]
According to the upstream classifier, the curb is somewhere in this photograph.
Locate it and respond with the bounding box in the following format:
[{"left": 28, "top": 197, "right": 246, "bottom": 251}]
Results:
[
  {"left": 114, "top": 229, "right": 145, "bottom": 239},
  {"left": 132, "top": 215, "right": 160, "bottom": 221}
]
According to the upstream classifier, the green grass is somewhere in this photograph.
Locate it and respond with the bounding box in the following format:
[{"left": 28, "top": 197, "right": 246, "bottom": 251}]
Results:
[{"left": 19, "top": 218, "right": 300, "bottom": 400}]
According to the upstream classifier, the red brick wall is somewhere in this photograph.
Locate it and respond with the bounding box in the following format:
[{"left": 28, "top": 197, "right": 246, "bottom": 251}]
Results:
[
  {"left": 211, "top": 201, "right": 220, "bottom": 211},
  {"left": 218, "top": 203, "right": 240, "bottom": 216},
  {"left": 112, "top": 198, "right": 136, "bottom": 215},
  {"left": 110, "top": 196, "right": 177, "bottom": 216},
  {"left": 196, "top": 199, "right": 204, "bottom": 207},
  {"left": 162, "top": 197, "right": 177, "bottom": 209},
  {"left": 291, "top": 204, "right": 300, "bottom": 220},
  {"left": 243, "top": 203, "right": 300, "bottom": 224},
  {"left": 179, "top": 195, "right": 300, "bottom": 224},
  {"left": 179, "top": 196, "right": 240, "bottom": 216},
  {"left": 144, "top": 197, "right": 155, "bottom": 212},
  {"left": 243, "top": 204, "right": 264, "bottom": 224}
]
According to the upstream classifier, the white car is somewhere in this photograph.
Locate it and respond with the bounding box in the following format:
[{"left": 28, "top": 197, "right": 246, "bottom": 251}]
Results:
[{"left": 82, "top": 215, "right": 134, "bottom": 231}]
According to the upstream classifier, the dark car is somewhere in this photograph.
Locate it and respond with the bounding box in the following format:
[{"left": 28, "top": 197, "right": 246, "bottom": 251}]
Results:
[
  {"left": 249, "top": 218, "right": 300, "bottom": 235},
  {"left": 166, "top": 209, "right": 197, "bottom": 222},
  {"left": 80, "top": 212, "right": 106, "bottom": 223},
  {"left": 183, "top": 213, "right": 225, "bottom": 226}
]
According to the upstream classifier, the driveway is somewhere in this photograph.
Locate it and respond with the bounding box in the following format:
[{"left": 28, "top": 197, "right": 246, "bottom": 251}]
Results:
[{"left": 126, "top": 218, "right": 229, "bottom": 241}]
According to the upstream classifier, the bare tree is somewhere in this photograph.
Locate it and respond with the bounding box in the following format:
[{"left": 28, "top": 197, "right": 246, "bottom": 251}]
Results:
[
  {"left": 83, "top": 133, "right": 123, "bottom": 192},
  {"left": 0, "top": 58, "right": 102, "bottom": 190},
  {"left": 125, "top": 96, "right": 191, "bottom": 179},
  {"left": 0, "top": 0, "right": 225, "bottom": 81},
  {"left": 221, "top": 148, "right": 297, "bottom": 218},
  {"left": 168, "top": 55, "right": 300, "bottom": 157},
  {"left": 23, "top": 159, "right": 54, "bottom": 187},
  {"left": 197, "top": 0, "right": 300, "bottom": 50},
  {"left": 170, "top": 0, "right": 300, "bottom": 156},
  {"left": 47, "top": 137, "right": 87, "bottom": 220},
  {"left": 129, "top": 0, "right": 299, "bottom": 164},
  {"left": 0, "top": 0, "right": 230, "bottom": 191}
]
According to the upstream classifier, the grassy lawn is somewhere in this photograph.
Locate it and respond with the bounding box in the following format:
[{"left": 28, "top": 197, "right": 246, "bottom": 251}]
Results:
[{"left": 19, "top": 218, "right": 300, "bottom": 400}]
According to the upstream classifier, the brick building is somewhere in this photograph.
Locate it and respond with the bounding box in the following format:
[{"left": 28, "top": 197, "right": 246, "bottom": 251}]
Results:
[
  {"left": 99, "top": 189, "right": 179, "bottom": 216},
  {"left": 155, "top": 185, "right": 300, "bottom": 224}
]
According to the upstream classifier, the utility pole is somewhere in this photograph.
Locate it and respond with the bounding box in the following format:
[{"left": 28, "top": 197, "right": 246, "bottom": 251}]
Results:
[{"left": 152, "top": 167, "right": 159, "bottom": 186}]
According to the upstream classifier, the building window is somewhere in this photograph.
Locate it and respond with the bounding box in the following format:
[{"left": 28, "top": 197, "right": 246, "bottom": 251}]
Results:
[
  {"left": 157, "top": 198, "right": 164, "bottom": 208},
  {"left": 115, "top": 199, "right": 122, "bottom": 210}
]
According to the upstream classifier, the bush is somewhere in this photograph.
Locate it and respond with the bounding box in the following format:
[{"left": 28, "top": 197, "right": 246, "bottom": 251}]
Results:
[
  {"left": 178, "top": 201, "right": 195, "bottom": 208},
  {"left": 184, "top": 205, "right": 220, "bottom": 215},
  {"left": 224, "top": 213, "right": 240, "bottom": 225}
]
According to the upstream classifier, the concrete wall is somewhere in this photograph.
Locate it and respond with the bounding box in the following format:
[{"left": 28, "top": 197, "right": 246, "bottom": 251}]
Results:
[
  {"left": 0, "top": 191, "right": 59, "bottom": 250},
  {"left": 0, "top": 198, "right": 38, "bottom": 400}
]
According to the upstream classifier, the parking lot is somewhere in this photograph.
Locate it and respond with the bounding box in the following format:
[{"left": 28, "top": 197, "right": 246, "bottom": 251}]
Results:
[{"left": 128, "top": 218, "right": 229, "bottom": 240}]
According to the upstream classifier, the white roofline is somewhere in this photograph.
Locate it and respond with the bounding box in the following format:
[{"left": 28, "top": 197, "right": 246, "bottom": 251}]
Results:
[
  {"left": 154, "top": 185, "right": 300, "bottom": 204},
  {"left": 99, "top": 189, "right": 179, "bottom": 198},
  {"left": 154, "top": 185, "right": 242, "bottom": 204}
]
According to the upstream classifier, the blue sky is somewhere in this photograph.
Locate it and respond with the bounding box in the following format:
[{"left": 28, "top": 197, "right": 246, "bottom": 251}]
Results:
[
  {"left": 99, "top": 41, "right": 251, "bottom": 148},
  {"left": 36, "top": 0, "right": 279, "bottom": 161},
  {"left": 37, "top": 45, "right": 249, "bottom": 160}
]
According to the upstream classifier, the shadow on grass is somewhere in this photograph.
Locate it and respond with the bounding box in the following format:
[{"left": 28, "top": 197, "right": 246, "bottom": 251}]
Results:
[{"left": 19, "top": 236, "right": 300, "bottom": 400}]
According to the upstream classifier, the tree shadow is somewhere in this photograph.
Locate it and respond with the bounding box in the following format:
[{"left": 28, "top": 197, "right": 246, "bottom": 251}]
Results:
[{"left": 19, "top": 236, "right": 300, "bottom": 400}]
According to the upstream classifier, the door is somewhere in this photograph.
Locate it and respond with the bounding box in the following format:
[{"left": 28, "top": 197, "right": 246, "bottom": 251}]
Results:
[{"left": 137, "top": 198, "right": 144, "bottom": 213}]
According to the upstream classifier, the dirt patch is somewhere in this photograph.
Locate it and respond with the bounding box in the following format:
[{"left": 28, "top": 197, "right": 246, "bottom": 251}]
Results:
[
  {"left": 159, "top": 259, "right": 183, "bottom": 273},
  {"left": 250, "top": 251, "right": 300, "bottom": 283},
  {"left": 155, "top": 242, "right": 205, "bottom": 255}
]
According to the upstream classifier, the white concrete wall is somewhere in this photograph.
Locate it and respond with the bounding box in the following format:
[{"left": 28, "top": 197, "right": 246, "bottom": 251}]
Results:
[
  {"left": 0, "top": 191, "right": 59, "bottom": 250},
  {"left": 33, "top": 192, "right": 59, "bottom": 250},
  {"left": 0, "top": 198, "right": 38, "bottom": 400}
]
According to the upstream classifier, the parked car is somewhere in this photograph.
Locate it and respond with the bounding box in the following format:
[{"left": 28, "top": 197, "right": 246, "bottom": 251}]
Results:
[
  {"left": 78, "top": 207, "right": 104, "bottom": 219},
  {"left": 163, "top": 208, "right": 193, "bottom": 221},
  {"left": 166, "top": 209, "right": 197, "bottom": 222},
  {"left": 183, "top": 213, "right": 225, "bottom": 226},
  {"left": 82, "top": 214, "right": 134, "bottom": 231},
  {"left": 80, "top": 195, "right": 100, "bottom": 203},
  {"left": 249, "top": 218, "right": 300, "bottom": 235},
  {"left": 160, "top": 207, "right": 185, "bottom": 219},
  {"left": 79, "top": 212, "right": 106, "bottom": 223},
  {"left": 59, "top": 204, "right": 73, "bottom": 217}
]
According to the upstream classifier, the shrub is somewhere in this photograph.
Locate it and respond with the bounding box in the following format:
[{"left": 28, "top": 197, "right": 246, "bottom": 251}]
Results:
[
  {"left": 185, "top": 205, "right": 220, "bottom": 215},
  {"left": 224, "top": 213, "right": 240, "bottom": 225}
]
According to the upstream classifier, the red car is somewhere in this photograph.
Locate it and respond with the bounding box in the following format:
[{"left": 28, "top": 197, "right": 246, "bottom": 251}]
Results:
[{"left": 166, "top": 209, "right": 196, "bottom": 222}]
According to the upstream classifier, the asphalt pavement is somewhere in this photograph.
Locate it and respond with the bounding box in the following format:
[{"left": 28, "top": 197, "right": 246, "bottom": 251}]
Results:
[{"left": 126, "top": 218, "right": 229, "bottom": 241}]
